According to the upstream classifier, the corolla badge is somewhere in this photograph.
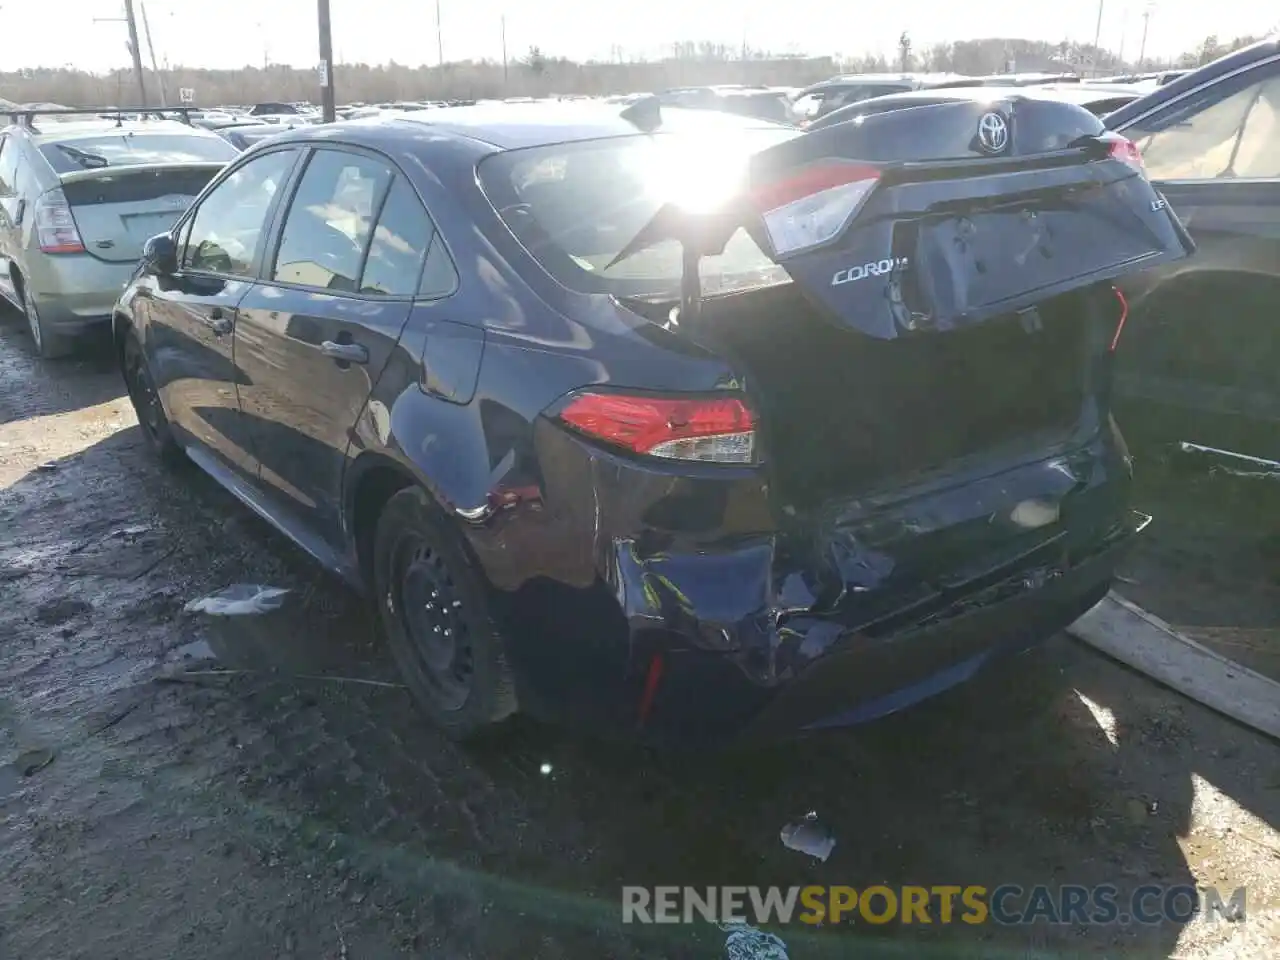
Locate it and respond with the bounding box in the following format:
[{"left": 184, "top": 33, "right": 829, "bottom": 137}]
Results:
[
  {"left": 831, "top": 257, "right": 909, "bottom": 286},
  {"left": 976, "top": 111, "right": 1010, "bottom": 155}
]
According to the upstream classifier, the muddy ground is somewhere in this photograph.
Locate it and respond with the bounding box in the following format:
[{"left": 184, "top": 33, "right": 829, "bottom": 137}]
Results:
[{"left": 1, "top": 310, "right": 1279, "bottom": 960}]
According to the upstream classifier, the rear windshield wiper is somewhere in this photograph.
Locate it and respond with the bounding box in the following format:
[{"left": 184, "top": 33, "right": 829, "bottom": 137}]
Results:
[{"left": 54, "top": 144, "right": 110, "bottom": 169}]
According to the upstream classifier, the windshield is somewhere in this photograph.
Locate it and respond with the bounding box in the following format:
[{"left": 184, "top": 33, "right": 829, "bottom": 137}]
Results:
[
  {"left": 479, "top": 127, "right": 797, "bottom": 299},
  {"left": 39, "top": 132, "right": 238, "bottom": 173}
]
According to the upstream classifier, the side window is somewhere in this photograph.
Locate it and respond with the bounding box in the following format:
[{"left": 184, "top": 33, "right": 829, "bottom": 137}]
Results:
[
  {"left": 271, "top": 149, "right": 392, "bottom": 292},
  {"left": 0, "top": 137, "right": 19, "bottom": 196},
  {"left": 358, "top": 176, "right": 433, "bottom": 296},
  {"left": 184, "top": 149, "right": 295, "bottom": 275},
  {"left": 419, "top": 234, "right": 459, "bottom": 298},
  {"left": 792, "top": 92, "right": 826, "bottom": 119},
  {"left": 1128, "top": 68, "right": 1280, "bottom": 181}
]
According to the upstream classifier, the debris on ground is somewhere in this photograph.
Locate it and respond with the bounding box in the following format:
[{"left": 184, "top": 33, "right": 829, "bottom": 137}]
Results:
[
  {"left": 33, "top": 596, "right": 92, "bottom": 626},
  {"left": 779, "top": 812, "right": 836, "bottom": 862},
  {"left": 13, "top": 748, "right": 55, "bottom": 777},
  {"left": 110, "top": 524, "right": 153, "bottom": 540},
  {"left": 184, "top": 584, "right": 290, "bottom": 616},
  {"left": 722, "top": 922, "right": 789, "bottom": 960}
]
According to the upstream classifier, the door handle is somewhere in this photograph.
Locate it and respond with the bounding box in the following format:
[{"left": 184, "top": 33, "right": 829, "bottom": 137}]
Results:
[
  {"left": 208, "top": 306, "right": 232, "bottom": 336},
  {"left": 320, "top": 340, "right": 369, "bottom": 365}
]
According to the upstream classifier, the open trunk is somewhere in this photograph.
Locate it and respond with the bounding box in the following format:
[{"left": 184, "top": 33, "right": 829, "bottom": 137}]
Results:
[
  {"left": 60, "top": 163, "right": 224, "bottom": 263},
  {"left": 686, "top": 281, "right": 1108, "bottom": 511},
  {"left": 617, "top": 96, "right": 1193, "bottom": 513}
]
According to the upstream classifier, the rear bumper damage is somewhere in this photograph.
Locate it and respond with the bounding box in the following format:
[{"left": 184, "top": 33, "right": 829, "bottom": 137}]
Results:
[
  {"left": 491, "top": 423, "right": 1141, "bottom": 745},
  {"left": 618, "top": 511, "right": 1141, "bottom": 746}
]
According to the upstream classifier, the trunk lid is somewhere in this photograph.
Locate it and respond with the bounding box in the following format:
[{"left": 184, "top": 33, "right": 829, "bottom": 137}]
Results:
[
  {"left": 59, "top": 163, "right": 224, "bottom": 263},
  {"left": 614, "top": 96, "right": 1193, "bottom": 338},
  {"left": 753, "top": 121, "right": 1192, "bottom": 338}
]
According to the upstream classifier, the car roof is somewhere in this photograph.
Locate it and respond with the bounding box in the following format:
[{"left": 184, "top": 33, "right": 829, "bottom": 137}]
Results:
[{"left": 274, "top": 101, "right": 793, "bottom": 151}]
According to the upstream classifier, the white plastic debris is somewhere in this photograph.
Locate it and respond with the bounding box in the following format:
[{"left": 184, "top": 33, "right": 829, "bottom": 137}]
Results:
[
  {"left": 722, "top": 922, "right": 789, "bottom": 960},
  {"left": 779, "top": 812, "right": 836, "bottom": 862},
  {"left": 184, "top": 584, "right": 290, "bottom": 616}
]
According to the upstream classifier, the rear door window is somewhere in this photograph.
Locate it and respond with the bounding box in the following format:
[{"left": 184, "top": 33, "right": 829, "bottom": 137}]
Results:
[
  {"left": 271, "top": 149, "right": 394, "bottom": 292},
  {"left": 182, "top": 148, "right": 297, "bottom": 275},
  {"left": 1126, "top": 66, "right": 1280, "bottom": 180},
  {"left": 357, "top": 176, "right": 441, "bottom": 296}
]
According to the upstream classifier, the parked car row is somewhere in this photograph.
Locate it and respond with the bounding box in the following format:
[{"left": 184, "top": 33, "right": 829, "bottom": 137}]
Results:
[{"left": 1, "top": 37, "right": 1273, "bottom": 747}]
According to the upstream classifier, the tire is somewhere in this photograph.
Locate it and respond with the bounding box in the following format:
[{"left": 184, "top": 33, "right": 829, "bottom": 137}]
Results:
[
  {"left": 373, "top": 486, "right": 517, "bottom": 739},
  {"left": 22, "top": 283, "right": 75, "bottom": 359},
  {"left": 122, "top": 333, "right": 185, "bottom": 466}
]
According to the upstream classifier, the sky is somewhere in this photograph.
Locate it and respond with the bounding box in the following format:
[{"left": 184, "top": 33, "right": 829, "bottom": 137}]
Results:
[{"left": 1, "top": 0, "right": 1274, "bottom": 73}]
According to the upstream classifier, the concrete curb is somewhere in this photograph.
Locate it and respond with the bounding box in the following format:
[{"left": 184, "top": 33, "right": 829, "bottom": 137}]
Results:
[{"left": 1067, "top": 591, "right": 1280, "bottom": 742}]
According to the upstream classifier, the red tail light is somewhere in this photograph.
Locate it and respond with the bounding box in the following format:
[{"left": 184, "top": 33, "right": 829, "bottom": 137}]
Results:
[
  {"left": 1110, "top": 286, "right": 1130, "bottom": 352},
  {"left": 1106, "top": 135, "right": 1146, "bottom": 177},
  {"left": 751, "top": 161, "right": 880, "bottom": 259},
  {"left": 556, "top": 391, "right": 757, "bottom": 464},
  {"left": 34, "top": 188, "right": 86, "bottom": 254}
]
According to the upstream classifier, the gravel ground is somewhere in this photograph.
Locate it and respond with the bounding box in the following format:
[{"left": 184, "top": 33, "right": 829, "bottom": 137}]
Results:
[{"left": 1, "top": 311, "right": 1278, "bottom": 960}]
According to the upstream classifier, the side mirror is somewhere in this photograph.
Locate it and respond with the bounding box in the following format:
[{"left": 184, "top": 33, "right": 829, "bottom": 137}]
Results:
[{"left": 142, "top": 232, "right": 178, "bottom": 276}]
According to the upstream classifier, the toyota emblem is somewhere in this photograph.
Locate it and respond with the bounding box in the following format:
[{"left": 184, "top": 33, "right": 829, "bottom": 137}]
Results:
[{"left": 977, "top": 111, "right": 1010, "bottom": 155}]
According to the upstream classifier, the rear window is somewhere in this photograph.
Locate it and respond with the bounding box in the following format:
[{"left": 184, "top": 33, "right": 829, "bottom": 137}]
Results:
[
  {"left": 479, "top": 128, "right": 796, "bottom": 299},
  {"left": 38, "top": 133, "right": 237, "bottom": 173}
]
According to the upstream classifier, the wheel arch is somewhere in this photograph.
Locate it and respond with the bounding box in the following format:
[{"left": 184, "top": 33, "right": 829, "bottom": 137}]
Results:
[{"left": 345, "top": 451, "right": 419, "bottom": 588}]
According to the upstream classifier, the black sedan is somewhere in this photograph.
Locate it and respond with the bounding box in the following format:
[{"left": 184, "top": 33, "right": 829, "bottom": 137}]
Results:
[{"left": 112, "top": 99, "right": 1189, "bottom": 744}]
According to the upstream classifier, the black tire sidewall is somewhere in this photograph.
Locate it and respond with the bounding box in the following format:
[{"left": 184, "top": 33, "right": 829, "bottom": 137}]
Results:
[
  {"left": 123, "top": 334, "right": 182, "bottom": 464},
  {"left": 373, "top": 486, "right": 515, "bottom": 738}
]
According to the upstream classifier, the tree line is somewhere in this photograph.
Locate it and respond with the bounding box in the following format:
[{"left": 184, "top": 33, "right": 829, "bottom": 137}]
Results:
[{"left": 0, "top": 34, "right": 1267, "bottom": 109}]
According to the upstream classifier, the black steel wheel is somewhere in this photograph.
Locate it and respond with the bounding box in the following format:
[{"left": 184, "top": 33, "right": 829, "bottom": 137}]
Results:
[
  {"left": 122, "top": 333, "right": 183, "bottom": 465},
  {"left": 373, "top": 486, "right": 517, "bottom": 738}
]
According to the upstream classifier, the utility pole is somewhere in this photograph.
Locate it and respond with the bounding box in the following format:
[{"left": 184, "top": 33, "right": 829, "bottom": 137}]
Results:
[
  {"left": 140, "top": 3, "right": 167, "bottom": 106},
  {"left": 1092, "top": 0, "right": 1106, "bottom": 76},
  {"left": 317, "top": 0, "right": 336, "bottom": 122},
  {"left": 1138, "top": 8, "right": 1152, "bottom": 66},
  {"left": 501, "top": 15, "right": 508, "bottom": 89},
  {"left": 436, "top": 0, "right": 444, "bottom": 68},
  {"left": 97, "top": 1, "right": 149, "bottom": 105}
]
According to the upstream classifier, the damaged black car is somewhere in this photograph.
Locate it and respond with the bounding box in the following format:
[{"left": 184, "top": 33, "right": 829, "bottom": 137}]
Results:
[{"left": 114, "top": 99, "right": 1192, "bottom": 745}]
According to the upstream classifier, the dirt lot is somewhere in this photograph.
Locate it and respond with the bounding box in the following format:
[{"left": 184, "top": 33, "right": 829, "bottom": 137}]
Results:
[{"left": 2, "top": 311, "right": 1279, "bottom": 960}]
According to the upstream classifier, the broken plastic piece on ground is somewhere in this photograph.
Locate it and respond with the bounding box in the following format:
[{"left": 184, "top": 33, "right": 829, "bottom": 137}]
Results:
[
  {"left": 184, "top": 584, "right": 290, "bottom": 616},
  {"left": 14, "top": 748, "right": 56, "bottom": 777},
  {"left": 722, "top": 922, "right": 789, "bottom": 960},
  {"left": 111, "top": 524, "right": 153, "bottom": 540},
  {"left": 779, "top": 812, "right": 836, "bottom": 861}
]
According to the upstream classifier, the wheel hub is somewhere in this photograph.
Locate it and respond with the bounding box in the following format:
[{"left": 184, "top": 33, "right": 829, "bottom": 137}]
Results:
[{"left": 397, "top": 541, "right": 472, "bottom": 709}]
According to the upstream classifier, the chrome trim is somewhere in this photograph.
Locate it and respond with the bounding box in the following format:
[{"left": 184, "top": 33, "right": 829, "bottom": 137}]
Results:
[{"left": 1115, "top": 52, "right": 1280, "bottom": 131}]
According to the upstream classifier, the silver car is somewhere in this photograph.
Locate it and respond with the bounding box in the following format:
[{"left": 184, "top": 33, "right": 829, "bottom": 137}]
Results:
[{"left": 0, "top": 110, "right": 238, "bottom": 357}]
